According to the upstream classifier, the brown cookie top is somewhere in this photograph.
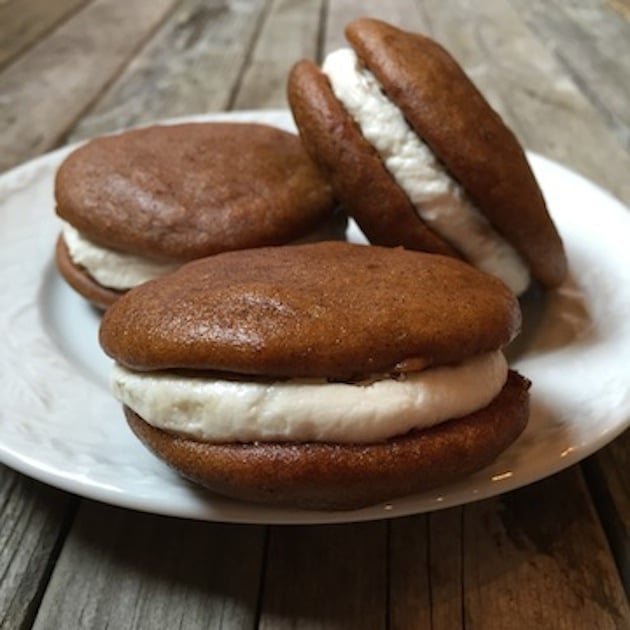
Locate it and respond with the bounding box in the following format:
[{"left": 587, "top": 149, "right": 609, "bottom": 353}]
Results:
[
  {"left": 344, "top": 18, "right": 567, "bottom": 288},
  {"left": 100, "top": 242, "right": 521, "bottom": 378},
  {"left": 55, "top": 123, "right": 335, "bottom": 262},
  {"left": 288, "top": 59, "right": 458, "bottom": 258},
  {"left": 125, "top": 370, "right": 530, "bottom": 509}
]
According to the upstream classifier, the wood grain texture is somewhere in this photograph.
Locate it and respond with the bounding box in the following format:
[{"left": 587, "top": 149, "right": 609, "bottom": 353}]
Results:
[
  {"left": 391, "top": 511, "right": 468, "bottom": 629},
  {"left": 0, "top": 0, "right": 89, "bottom": 70},
  {"left": 0, "top": 0, "right": 179, "bottom": 172},
  {"left": 390, "top": 472, "right": 630, "bottom": 629},
  {"left": 68, "top": 0, "right": 268, "bottom": 142},
  {"left": 259, "top": 523, "right": 387, "bottom": 629},
  {"left": 464, "top": 471, "right": 630, "bottom": 629},
  {"left": 31, "top": 502, "right": 266, "bottom": 630},
  {"left": 428, "top": 509, "right": 465, "bottom": 629},
  {"left": 388, "top": 513, "right": 434, "bottom": 629},
  {"left": 416, "top": 0, "right": 630, "bottom": 205},
  {"left": 231, "top": 0, "right": 323, "bottom": 109},
  {"left": 0, "top": 469, "right": 76, "bottom": 630},
  {"left": 511, "top": 0, "right": 630, "bottom": 151},
  {"left": 583, "top": 430, "right": 630, "bottom": 595}
]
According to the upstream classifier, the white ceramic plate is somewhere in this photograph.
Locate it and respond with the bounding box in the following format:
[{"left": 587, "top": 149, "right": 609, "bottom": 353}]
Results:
[{"left": 1, "top": 110, "right": 629, "bottom": 525}]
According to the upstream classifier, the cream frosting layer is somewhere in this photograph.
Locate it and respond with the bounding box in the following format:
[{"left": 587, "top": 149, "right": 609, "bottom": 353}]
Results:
[
  {"left": 62, "top": 223, "right": 179, "bottom": 290},
  {"left": 62, "top": 215, "right": 345, "bottom": 291},
  {"left": 322, "top": 48, "right": 530, "bottom": 295},
  {"left": 111, "top": 351, "right": 508, "bottom": 444}
]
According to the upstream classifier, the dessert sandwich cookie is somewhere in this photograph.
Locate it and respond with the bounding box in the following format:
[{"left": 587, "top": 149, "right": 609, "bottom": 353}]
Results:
[
  {"left": 288, "top": 18, "right": 567, "bottom": 295},
  {"left": 100, "top": 242, "right": 531, "bottom": 510},
  {"left": 55, "top": 122, "right": 342, "bottom": 309}
]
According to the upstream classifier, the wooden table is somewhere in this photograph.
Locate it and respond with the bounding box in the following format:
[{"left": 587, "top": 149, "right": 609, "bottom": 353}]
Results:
[{"left": 1, "top": 1, "right": 629, "bottom": 628}]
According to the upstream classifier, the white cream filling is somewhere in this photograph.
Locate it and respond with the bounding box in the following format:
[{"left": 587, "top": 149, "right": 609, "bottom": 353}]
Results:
[
  {"left": 322, "top": 48, "right": 530, "bottom": 295},
  {"left": 111, "top": 351, "right": 508, "bottom": 444},
  {"left": 62, "top": 216, "right": 345, "bottom": 291},
  {"left": 62, "top": 223, "right": 179, "bottom": 290}
]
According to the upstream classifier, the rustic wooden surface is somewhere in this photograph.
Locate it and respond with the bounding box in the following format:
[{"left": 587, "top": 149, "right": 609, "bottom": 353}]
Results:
[{"left": 0, "top": 1, "right": 628, "bottom": 628}]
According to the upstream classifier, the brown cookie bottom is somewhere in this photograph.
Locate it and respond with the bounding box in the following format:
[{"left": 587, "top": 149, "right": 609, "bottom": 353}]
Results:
[
  {"left": 125, "top": 370, "right": 530, "bottom": 510},
  {"left": 55, "top": 235, "right": 123, "bottom": 310}
]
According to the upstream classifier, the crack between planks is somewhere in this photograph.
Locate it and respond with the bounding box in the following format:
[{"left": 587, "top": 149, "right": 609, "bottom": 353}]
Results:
[
  {"left": 580, "top": 458, "right": 630, "bottom": 599},
  {"left": 0, "top": 468, "right": 20, "bottom": 516},
  {"left": 507, "top": 0, "right": 630, "bottom": 152},
  {"left": 426, "top": 514, "right": 434, "bottom": 629},
  {"left": 226, "top": 0, "right": 274, "bottom": 112},
  {"left": 460, "top": 507, "right": 467, "bottom": 630},
  {"left": 385, "top": 520, "right": 392, "bottom": 630},
  {"left": 316, "top": 0, "right": 329, "bottom": 64},
  {"left": 53, "top": 0, "right": 185, "bottom": 150},
  {"left": 1, "top": 482, "right": 35, "bottom": 588},
  {"left": 0, "top": 0, "right": 92, "bottom": 73},
  {"left": 252, "top": 525, "right": 270, "bottom": 629},
  {"left": 20, "top": 494, "right": 80, "bottom": 630},
  {"left": 0, "top": 477, "right": 33, "bottom": 629}
]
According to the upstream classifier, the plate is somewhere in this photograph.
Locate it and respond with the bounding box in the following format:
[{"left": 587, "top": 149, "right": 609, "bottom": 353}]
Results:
[{"left": 1, "top": 109, "right": 629, "bottom": 525}]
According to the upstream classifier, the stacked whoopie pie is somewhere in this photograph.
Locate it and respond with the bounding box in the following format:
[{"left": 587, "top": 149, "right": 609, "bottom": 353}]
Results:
[
  {"left": 288, "top": 18, "right": 567, "bottom": 295},
  {"left": 100, "top": 242, "right": 530, "bottom": 510},
  {"left": 55, "top": 122, "right": 342, "bottom": 309}
]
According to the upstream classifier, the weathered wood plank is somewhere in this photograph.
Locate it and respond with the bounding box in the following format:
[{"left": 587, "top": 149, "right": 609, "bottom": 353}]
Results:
[
  {"left": 583, "top": 430, "right": 630, "bottom": 594},
  {"left": 463, "top": 470, "right": 630, "bottom": 629},
  {"left": 391, "top": 474, "right": 630, "bottom": 629},
  {"left": 416, "top": 0, "right": 630, "bottom": 205},
  {"left": 388, "top": 514, "right": 432, "bottom": 629},
  {"left": 231, "top": 0, "right": 323, "bottom": 110},
  {"left": 428, "top": 508, "right": 466, "bottom": 629},
  {"left": 389, "top": 510, "right": 468, "bottom": 629},
  {"left": 68, "top": 0, "right": 268, "bottom": 142},
  {"left": 0, "top": 468, "right": 77, "bottom": 630},
  {"left": 510, "top": 0, "right": 630, "bottom": 151},
  {"left": 390, "top": 477, "right": 630, "bottom": 628},
  {"left": 0, "top": 0, "right": 90, "bottom": 70},
  {"left": 31, "top": 501, "right": 266, "bottom": 630},
  {"left": 259, "top": 523, "right": 388, "bottom": 629},
  {"left": 0, "top": 0, "right": 179, "bottom": 172}
]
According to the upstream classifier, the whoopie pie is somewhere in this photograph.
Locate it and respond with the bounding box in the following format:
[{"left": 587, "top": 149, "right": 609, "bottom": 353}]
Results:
[
  {"left": 99, "top": 242, "right": 530, "bottom": 510},
  {"left": 288, "top": 18, "right": 567, "bottom": 295},
  {"left": 55, "top": 122, "right": 342, "bottom": 309}
]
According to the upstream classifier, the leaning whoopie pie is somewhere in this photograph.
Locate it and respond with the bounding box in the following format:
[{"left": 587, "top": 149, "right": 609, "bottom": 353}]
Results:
[
  {"left": 99, "top": 241, "right": 530, "bottom": 510},
  {"left": 55, "top": 122, "right": 342, "bottom": 309},
  {"left": 288, "top": 18, "right": 567, "bottom": 295}
]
